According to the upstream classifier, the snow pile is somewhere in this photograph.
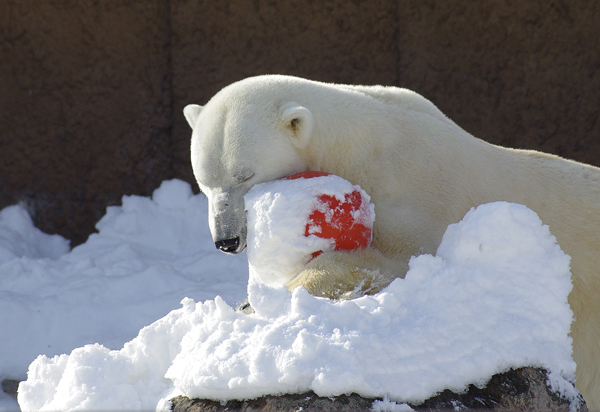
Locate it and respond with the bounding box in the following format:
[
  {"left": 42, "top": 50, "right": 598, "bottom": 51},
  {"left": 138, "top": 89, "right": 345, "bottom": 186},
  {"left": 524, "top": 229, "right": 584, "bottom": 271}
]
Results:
[
  {"left": 245, "top": 174, "right": 374, "bottom": 286},
  {"left": 0, "top": 205, "right": 70, "bottom": 262},
  {"left": 15, "top": 178, "right": 577, "bottom": 411},
  {"left": 0, "top": 180, "right": 248, "bottom": 410}
]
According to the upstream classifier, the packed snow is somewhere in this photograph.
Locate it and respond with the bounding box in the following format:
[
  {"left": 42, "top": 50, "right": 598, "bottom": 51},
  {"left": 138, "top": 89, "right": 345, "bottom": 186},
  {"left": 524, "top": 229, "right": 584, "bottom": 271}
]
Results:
[{"left": 0, "top": 178, "right": 579, "bottom": 411}]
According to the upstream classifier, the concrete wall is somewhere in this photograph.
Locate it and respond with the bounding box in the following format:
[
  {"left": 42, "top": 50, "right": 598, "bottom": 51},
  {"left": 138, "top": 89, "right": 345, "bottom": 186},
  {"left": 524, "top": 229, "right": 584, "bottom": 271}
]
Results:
[
  {"left": 1, "top": 0, "right": 599, "bottom": 245},
  {"left": 0, "top": 0, "right": 173, "bottom": 244}
]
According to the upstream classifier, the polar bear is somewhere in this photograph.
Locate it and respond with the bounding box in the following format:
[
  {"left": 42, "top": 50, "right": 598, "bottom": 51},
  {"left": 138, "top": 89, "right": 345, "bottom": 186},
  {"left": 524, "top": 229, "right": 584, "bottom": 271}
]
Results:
[{"left": 184, "top": 75, "right": 600, "bottom": 408}]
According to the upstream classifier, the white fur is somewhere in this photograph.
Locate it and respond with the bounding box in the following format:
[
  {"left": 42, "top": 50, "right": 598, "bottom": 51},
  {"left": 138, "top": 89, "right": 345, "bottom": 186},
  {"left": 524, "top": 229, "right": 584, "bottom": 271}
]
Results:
[{"left": 185, "top": 75, "right": 600, "bottom": 408}]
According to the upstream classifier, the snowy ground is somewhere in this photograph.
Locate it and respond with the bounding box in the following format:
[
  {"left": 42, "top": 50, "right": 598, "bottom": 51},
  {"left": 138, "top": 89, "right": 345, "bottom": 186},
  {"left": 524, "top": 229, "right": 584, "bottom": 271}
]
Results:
[
  {"left": 0, "top": 178, "right": 579, "bottom": 411},
  {"left": 0, "top": 180, "right": 248, "bottom": 411}
]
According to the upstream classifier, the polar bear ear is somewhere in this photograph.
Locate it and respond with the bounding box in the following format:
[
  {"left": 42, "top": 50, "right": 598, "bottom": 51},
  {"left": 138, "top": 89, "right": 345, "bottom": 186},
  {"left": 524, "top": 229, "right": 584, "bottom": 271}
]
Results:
[
  {"left": 183, "top": 104, "right": 203, "bottom": 129},
  {"left": 281, "top": 102, "right": 314, "bottom": 149}
]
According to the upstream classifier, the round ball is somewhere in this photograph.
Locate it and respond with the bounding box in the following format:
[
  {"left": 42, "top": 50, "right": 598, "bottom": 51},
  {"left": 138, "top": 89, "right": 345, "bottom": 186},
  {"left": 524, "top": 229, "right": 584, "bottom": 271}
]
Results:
[{"left": 285, "top": 172, "right": 373, "bottom": 259}]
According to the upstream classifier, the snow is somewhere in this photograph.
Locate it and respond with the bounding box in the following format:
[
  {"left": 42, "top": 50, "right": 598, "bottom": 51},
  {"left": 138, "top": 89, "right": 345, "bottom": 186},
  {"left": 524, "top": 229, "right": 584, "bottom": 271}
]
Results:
[
  {"left": 0, "top": 180, "right": 248, "bottom": 411},
  {"left": 0, "top": 178, "right": 579, "bottom": 411},
  {"left": 245, "top": 174, "right": 374, "bottom": 286}
]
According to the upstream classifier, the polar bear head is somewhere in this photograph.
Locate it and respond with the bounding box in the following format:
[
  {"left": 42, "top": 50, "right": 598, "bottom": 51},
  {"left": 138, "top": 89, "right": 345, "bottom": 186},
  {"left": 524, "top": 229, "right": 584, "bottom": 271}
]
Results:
[{"left": 184, "top": 77, "right": 316, "bottom": 254}]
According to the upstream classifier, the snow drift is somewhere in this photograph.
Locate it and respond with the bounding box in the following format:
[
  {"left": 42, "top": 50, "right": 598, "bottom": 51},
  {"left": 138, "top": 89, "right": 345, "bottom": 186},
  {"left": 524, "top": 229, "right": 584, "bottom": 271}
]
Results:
[{"left": 10, "top": 178, "right": 578, "bottom": 411}]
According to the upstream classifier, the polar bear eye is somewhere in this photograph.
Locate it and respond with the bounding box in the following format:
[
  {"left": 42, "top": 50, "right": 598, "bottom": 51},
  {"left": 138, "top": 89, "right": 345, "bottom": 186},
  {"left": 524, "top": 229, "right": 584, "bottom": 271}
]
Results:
[{"left": 235, "top": 172, "right": 255, "bottom": 184}]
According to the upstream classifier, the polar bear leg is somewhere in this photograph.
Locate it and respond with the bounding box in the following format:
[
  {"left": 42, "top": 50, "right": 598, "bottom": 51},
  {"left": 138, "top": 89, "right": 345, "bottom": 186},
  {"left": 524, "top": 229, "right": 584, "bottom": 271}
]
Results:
[
  {"left": 286, "top": 249, "right": 406, "bottom": 300},
  {"left": 568, "top": 275, "right": 600, "bottom": 411}
]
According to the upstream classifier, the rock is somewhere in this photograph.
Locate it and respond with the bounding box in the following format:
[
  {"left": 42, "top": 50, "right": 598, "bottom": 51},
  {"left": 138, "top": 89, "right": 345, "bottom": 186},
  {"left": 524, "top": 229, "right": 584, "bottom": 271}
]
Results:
[
  {"left": 171, "top": 392, "right": 374, "bottom": 412},
  {"left": 416, "top": 367, "right": 586, "bottom": 411},
  {"left": 2, "top": 379, "right": 19, "bottom": 398},
  {"left": 170, "top": 367, "right": 587, "bottom": 411}
]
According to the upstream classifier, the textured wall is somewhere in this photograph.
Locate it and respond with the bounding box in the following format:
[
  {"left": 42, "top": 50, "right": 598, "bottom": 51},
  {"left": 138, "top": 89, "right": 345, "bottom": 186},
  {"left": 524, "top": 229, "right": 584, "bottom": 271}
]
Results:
[
  {"left": 169, "top": 0, "right": 399, "bottom": 179},
  {"left": 1, "top": 0, "right": 599, "bottom": 245},
  {"left": 0, "top": 0, "right": 174, "bottom": 245},
  {"left": 398, "top": 1, "right": 600, "bottom": 166}
]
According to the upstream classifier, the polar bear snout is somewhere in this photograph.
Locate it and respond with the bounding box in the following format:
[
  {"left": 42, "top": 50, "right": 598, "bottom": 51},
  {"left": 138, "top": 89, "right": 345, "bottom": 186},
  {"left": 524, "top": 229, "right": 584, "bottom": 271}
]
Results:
[
  {"left": 215, "top": 237, "right": 241, "bottom": 254},
  {"left": 210, "top": 214, "right": 248, "bottom": 254},
  {"left": 212, "top": 222, "right": 247, "bottom": 254},
  {"left": 208, "top": 187, "right": 249, "bottom": 255}
]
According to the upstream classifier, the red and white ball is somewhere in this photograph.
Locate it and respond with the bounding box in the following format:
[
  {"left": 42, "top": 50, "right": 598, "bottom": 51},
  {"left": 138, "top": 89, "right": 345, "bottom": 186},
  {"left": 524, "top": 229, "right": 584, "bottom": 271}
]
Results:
[
  {"left": 245, "top": 171, "right": 375, "bottom": 287},
  {"left": 284, "top": 171, "right": 373, "bottom": 259}
]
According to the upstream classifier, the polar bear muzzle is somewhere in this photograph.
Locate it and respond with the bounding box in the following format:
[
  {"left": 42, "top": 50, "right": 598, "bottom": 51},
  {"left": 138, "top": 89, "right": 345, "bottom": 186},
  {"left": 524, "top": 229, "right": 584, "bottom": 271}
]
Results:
[
  {"left": 208, "top": 187, "right": 249, "bottom": 255},
  {"left": 215, "top": 237, "right": 240, "bottom": 254}
]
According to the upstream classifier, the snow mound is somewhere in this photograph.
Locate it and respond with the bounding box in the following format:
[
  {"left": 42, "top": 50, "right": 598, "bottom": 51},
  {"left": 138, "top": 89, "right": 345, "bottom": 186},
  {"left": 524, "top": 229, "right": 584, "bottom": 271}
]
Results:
[
  {"left": 0, "top": 205, "right": 70, "bottom": 263},
  {"left": 0, "top": 180, "right": 248, "bottom": 394},
  {"left": 17, "top": 201, "right": 577, "bottom": 411}
]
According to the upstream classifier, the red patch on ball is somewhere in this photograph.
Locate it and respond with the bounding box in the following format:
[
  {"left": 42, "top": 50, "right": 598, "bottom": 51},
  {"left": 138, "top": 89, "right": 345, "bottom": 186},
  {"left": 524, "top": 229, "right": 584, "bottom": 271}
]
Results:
[{"left": 285, "top": 172, "right": 373, "bottom": 259}]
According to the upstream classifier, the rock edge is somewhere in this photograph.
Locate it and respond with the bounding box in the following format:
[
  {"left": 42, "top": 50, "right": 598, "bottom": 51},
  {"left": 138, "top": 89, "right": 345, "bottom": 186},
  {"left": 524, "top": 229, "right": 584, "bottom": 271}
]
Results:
[{"left": 170, "top": 367, "right": 587, "bottom": 411}]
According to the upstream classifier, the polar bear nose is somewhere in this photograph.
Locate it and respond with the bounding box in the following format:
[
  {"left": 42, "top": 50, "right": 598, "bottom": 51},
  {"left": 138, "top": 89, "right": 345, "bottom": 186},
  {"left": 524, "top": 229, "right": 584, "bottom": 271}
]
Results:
[{"left": 215, "top": 237, "right": 240, "bottom": 254}]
